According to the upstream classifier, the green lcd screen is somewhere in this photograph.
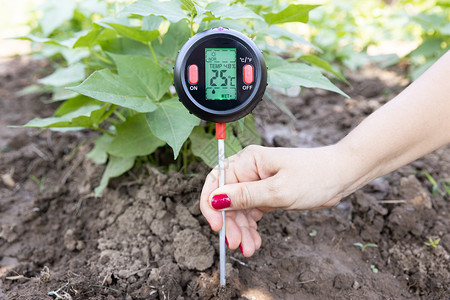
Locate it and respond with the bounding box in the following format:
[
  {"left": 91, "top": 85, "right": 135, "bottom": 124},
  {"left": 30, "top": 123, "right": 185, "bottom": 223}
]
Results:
[{"left": 205, "top": 48, "right": 237, "bottom": 100}]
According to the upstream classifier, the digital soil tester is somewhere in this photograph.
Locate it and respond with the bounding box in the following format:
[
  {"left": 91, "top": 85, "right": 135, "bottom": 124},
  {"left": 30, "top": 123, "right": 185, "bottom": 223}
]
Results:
[{"left": 174, "top": 27, "right": 267, "bottom": 287}]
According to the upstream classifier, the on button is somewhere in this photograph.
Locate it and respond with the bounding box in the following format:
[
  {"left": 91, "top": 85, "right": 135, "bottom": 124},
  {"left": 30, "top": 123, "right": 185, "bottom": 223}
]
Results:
[
  {"left": 188, "top": 64, "right": 198, "bottom": 85},
  {"left": 243, "top": 64, "right": 253, "bottom": 85}
]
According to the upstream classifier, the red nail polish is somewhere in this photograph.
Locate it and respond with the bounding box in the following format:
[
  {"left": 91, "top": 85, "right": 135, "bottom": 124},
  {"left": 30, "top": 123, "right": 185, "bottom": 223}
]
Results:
[
  {"left": 239, "top": 244, "right": 244, "bottom": 255},
  {"left": 225, "top": 238, "right": 229, "bottom": 248},
  {"left": 211, "top": 194, "right": 231, "bottom": 210}
]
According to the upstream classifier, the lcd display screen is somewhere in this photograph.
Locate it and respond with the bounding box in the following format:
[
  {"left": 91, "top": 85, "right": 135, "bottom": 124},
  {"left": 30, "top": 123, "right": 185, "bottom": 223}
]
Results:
[{"left": 205, "top": 48, "right": 237, "bottom": 100}]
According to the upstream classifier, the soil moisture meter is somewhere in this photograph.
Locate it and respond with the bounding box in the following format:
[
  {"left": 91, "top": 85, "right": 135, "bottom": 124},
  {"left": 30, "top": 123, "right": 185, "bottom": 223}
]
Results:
[
  {"left": 174, "top": 27, "right": 267, "bottom": 288},
  {"left": 174, "top": 27, "right": 267, "bottom": 123}
]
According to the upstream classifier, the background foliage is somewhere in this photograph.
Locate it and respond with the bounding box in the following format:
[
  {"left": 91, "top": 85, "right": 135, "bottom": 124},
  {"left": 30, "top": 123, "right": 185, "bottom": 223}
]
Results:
[
  {"left": 17, "top": 0, "right": 348, "bottom": 196},
  {"left": 14, "top": 0, "right": 449, "bottom": 196},
  {"left": 304, "top": 0, "right": 449, "bottom": 78}
]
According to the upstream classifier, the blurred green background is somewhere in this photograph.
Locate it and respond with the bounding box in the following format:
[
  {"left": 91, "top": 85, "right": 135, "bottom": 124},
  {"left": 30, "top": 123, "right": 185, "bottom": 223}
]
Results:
[{"left": 2, "top": 0, "right": 448, "bottom": 79}]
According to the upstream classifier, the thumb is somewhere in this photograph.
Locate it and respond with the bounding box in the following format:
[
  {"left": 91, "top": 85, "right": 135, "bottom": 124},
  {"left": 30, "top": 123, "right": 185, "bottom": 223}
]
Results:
[{"left": 209, "top": 178, "right": 280, "bottom": 211}]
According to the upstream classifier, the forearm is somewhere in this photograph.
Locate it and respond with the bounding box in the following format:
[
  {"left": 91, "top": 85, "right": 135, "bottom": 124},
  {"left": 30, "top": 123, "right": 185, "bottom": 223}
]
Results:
[{"left": 337, "top": 51, "right": 450, "bottom": 195}]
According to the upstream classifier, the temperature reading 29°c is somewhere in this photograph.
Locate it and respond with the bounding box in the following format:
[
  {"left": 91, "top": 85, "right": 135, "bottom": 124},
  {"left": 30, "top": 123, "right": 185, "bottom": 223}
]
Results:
[{"left": 205, "top": 48, "right": 237, "bottom": 100}]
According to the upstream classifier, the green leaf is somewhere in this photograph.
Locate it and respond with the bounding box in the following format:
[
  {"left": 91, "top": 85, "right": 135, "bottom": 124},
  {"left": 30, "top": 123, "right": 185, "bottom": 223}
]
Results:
[
  {"left": 14, "top": 34, "right": 61, "bottom": 45},
  {"left": 193, "top": 3, "right": 212, "bottom": 24},
  {"left": 206, "top": 20, "right": 252, "bottom": 32},
  {"left": 61, "top": 48, "right": 91, "bottom": 65},
  {"left": 207, "top": 2, "right": 264, "bottom": 20},
  {"left": 87, "top": 134, "right": 114, "bottom": 164},
  {"left": 106, "top": 22, "right": 159, "bottom": 43},
  {"left": 145, "top": 98, "right": 200, "bottom": 158},
  {"left": 110, "top": 53, "right": 172, "bottom": 101},
  {"left": 16, "top": 84, "right": 47, "bottom": 97},
  {"left": 441, "top": 23, "right": 450, "bottom": 35},
  {"left": 409, "top": 38, "right": 444, "bottom": 59},
  {"left": 189, "top": 127, "right": 217, "bottom": 167},
  {"left": 266, "top": 54, "right": 348, "bottom": 97},
  {"left": 181, "top": 0, "right": 195, "bottom": 12},
  {"left": 73, "top": 28, "right": 101, "bottom": 48},
  {"left": 90, "top": 104, "right": 116, "bottom": 125},
  {"left": 263, "top": 4, "right": 319, "bottom": 24},
  {"left": 78, "top": 0, "right": 108, "bottom": 16},
  {"left": 412, "top": 13, "right": 446, "bottom": 31},
  {"left": 100, "top": 37, "right": 151, "bottom": 57},
  {"left": 261, "top": 25, "right": 320, "bottom": 51},
  {"left": 189, "top": 126, "right": 242, "bottom": 168},
  {"left": 142, "top": 16, "right": 164, "bottom": 31},
  {"left": 50, "top": 87, "right": 80, "bottom": 102},
  {"left": 234, "top": 115, "right": 261, "bottom": 147},
  {"left": 94, "top": 155, "right": 135, "bottom": 197},
  {"left": 68, "top": 69, "right": 158, "bottom": 113},
  {"left": 54, "top": 96, "right": 99, "bottom": 116},
  {"left": 21, "top": 105, "right": 102, "bottom": 128},
  {"left": 73, "top": 27, "right": 116, "bottom": 48},
  {"left": 95, "top": 16, "right": 130, "bottom": 29},
  {"left": 264, "top": 90, "right": 296, "bottom": 122},
  {"left": 152, "top": 20, "right": 190, "bottom": 61},
  {"left": 122, "top": 0, "right": 187, "bottom": 23},
  {"left": 437, "top": 0, "right": 450, "bottom": 7},
  {"left": 38, "top": 64, "right": 86, "bottom": 87},
  {"left": 245, "top": 0, "right": 273, "bottom": 6},
  {"left": 300, "top": 55, "right": 348, "bottom": 83},
  {"left": 107, "top": 114, "right": 165, "bottom": 158},
  {"left": 39, "top": 0, "right": 76, "bottom": 36}
]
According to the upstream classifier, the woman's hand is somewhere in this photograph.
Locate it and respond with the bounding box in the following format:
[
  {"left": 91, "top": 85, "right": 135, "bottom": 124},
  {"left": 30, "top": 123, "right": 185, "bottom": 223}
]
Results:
[
  {"left": 200, "top": 51, "right": 450, "bottom": 257},
  {"left": 200, "top": 144, "right": 355, "bottom": 257}
]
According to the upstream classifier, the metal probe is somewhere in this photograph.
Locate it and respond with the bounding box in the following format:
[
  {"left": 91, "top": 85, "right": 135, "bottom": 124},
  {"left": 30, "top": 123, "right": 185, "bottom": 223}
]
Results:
[{"left": 217, "top": 124, "right": 226, "bottom": 287}]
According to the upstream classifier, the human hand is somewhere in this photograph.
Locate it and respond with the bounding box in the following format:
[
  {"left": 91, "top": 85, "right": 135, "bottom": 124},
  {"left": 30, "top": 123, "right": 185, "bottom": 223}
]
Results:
[{"left": 200, "top": 144, "right": 354, "bottom": 257}]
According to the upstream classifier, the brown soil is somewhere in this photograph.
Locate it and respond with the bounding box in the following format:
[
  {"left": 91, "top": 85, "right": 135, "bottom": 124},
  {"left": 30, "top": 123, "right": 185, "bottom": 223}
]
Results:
[{"left": 1, "top": 57, "right": 449, "bottom": 299}]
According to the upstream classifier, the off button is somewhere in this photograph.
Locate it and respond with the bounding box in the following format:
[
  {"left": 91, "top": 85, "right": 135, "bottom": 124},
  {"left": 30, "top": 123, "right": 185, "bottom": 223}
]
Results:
[
  {"left": 188, "top": 64, "right": 198, "bottom": 85},
  {"left": 243, "top": 64, "right": 253, "bottom": 85}
]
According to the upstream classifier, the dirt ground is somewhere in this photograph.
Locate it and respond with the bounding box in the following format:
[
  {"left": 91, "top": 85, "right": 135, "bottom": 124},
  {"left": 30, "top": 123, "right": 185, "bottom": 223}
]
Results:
[{"left": 0, "top": 57, "right": 449, "bottom": 299}]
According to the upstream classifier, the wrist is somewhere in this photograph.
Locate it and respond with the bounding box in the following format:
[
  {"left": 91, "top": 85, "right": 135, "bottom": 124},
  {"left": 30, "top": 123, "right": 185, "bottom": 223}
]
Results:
[{"left": 333, "top": 138, "right": 383, "bottom": 198}]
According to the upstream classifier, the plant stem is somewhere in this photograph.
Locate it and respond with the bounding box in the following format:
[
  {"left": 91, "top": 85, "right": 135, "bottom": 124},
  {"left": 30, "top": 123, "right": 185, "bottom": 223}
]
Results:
[
  {"left": 148, "top": 42, "right": 158, "bottom": 63},
  {"left": 182, "top": 141, "right": 189, "bottom": 173},
  {"left": 95, "top": 127, "right": 114, "bottom": 136},
  {"left": 190, "top": 14, "right": 194, "bottom": 37},
  {"left": 89, "top": 49, "right": 114, "bottom": 65},
  {"left": 113, "top": 111, "right": 127, "bottom": 122}
]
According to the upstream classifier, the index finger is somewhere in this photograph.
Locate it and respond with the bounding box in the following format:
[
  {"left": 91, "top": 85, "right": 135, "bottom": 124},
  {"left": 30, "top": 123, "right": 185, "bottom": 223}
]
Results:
[{"left": 200, "top": 147, "right": 265, "bottom": 230}]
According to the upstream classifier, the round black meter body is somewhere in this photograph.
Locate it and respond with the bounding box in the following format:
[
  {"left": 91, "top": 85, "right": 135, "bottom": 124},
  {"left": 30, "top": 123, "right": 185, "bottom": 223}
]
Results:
[{"left": 174, "top": 27, "right": 267, "bottom": 123}]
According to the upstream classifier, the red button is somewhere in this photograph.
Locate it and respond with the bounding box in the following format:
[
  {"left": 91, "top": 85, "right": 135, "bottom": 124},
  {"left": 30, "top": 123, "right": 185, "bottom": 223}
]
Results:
[
  {"left": 243, "top": 64, "right": 253, "bottom": 85},
  {"left": 188, "top": 64, "right": 198, "bottom": 85}
]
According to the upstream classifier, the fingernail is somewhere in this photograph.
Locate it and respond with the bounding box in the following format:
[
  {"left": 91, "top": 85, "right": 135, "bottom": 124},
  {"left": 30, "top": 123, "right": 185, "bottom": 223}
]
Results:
[
  {"left": 225, "top": 238, "right": 229, "bottom": 248},
  {"left": 239, "top": 244, "right": 244, "bottom": 255},
  {"left": 211, "top": 194, "right": 231, "bottom": 210}
]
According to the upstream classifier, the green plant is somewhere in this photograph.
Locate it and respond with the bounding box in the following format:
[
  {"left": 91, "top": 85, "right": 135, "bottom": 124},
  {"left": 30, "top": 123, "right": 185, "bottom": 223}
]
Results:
[
  {"left": 29, "top": 174, "right": 46, "bottom": 194},
  {"left": 17, "top": 0, "right": 347, "bottom": 196},
  {"left": 307, "top": 0, "right": 406, "bottom": 71},
  {"left": 424, "top": 237, "right": 441, "bottom": 248},
  {"left": 370, "top": 264, "right": 378, "bottom": 274},
  {"left": 403, "top": 0, "right": 450, "bottom": 79},
  {"left": 422, "top": 171, "right": 450, "bottom": 198},
  {"left": 309, "top": 229, "right": 317, "bottom": 237},
  {"left": 306, "top": 0, "right": 449, "bottom": 74},
  {"left": 353, "top": 242, "right": 378, "bottom": 252}
]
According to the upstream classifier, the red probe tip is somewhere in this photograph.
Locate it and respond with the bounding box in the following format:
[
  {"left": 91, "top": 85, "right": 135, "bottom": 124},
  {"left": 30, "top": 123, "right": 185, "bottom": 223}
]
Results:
[{"left": 216, "top": 123, "right": 226, "bottom": 140}]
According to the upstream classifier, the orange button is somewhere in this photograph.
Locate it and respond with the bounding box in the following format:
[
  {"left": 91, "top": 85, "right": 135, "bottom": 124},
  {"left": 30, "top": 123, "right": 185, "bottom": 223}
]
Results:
[
  {"left": 243, "top": 64, "right": 253, "bottom": 85},
  {"left": 188, "top": 64, "right": 198, "bottom": 85}
]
